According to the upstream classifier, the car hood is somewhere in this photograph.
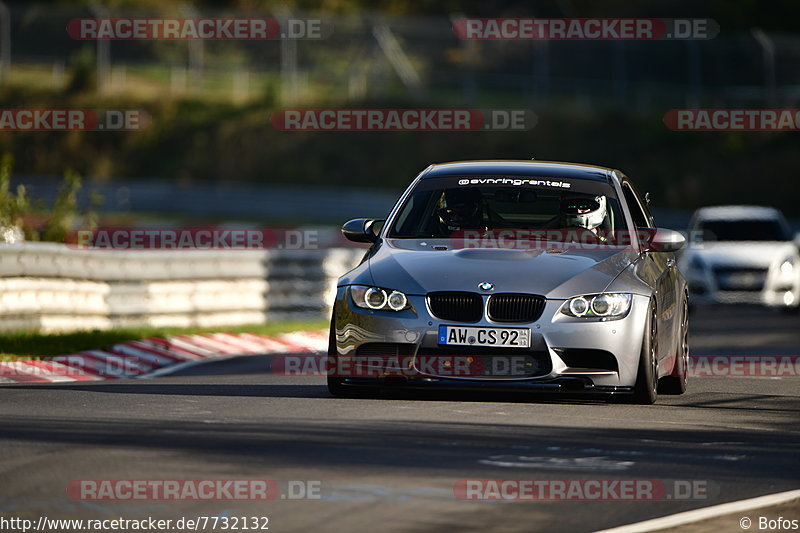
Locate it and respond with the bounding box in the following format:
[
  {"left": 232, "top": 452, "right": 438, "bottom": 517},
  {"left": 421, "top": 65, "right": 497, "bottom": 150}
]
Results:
[
  {"left": 685, "top": 242, "right": 797, "bottom": 269},
  {"left": 366, "top": 239, "right": 638, "bottom": 299}
]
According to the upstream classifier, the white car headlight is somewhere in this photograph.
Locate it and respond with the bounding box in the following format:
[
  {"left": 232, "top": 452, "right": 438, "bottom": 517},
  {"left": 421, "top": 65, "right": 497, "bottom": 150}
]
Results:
[
  {"left": 561, "top": 293, "right": 632, "bottom": 319},
  {"left": 780, "top": 258, "right": 795, "bottom": 277},
  {"left": 350, "top": 286, "right": 410, "bottom": 311}
]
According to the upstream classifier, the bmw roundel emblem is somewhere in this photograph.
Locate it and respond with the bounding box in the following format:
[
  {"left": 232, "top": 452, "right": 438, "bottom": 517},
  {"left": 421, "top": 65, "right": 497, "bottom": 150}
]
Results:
[{"left": 478, "top": 282, "right": 494, "bottom": 291}]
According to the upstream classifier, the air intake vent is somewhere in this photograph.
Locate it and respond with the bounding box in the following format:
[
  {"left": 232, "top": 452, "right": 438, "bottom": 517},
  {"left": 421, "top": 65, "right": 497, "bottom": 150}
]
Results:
[
  {"left": 553, "top": 349, "right": 618, "bottom": 372},
  {"left": 427, "top": 292, "right": 483, "bottom": 322},
  {"left": 487, "top": 293, "right": 546, "bottom": 323}
]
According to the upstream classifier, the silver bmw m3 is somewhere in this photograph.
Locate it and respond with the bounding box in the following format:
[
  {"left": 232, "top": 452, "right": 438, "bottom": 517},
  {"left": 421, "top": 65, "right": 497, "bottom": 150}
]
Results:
[{"left": 329, "top": 160, "right": 689, "bottom": 404}]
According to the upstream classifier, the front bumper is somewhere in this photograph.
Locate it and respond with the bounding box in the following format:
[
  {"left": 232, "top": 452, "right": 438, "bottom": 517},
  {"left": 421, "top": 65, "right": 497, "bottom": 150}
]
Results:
[
  {"left": 332, "top": 287, "right": 651, "bottom": 391},
  {"left": 685, "top": 268, "right": 799, "bottom": 308}
]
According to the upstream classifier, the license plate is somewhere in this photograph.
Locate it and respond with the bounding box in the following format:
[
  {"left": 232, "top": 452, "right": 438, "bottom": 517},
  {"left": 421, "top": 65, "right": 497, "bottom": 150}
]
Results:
[
  {"left": 437, "top": 325, "right": 530, "bottom": 347},
  {"left": 720, "top": 272, "right": 764, "bottom": 289}
]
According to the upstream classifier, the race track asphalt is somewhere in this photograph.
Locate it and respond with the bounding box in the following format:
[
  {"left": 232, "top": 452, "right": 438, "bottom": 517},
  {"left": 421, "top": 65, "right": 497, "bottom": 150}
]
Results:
[{"left": 1, "top": 306, "right": 798, "bottom": 533}]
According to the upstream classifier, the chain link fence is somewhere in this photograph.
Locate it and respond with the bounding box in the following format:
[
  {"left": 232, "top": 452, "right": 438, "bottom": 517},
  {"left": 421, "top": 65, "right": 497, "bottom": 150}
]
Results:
[{"left": 2, "top": 4, "right": 799, "bottom": 110}]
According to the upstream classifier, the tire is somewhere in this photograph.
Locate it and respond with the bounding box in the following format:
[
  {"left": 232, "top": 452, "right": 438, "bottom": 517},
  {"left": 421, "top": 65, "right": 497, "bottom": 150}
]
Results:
[
  {"left": 631, "top": 303, "right": 659, "bottom": 405},
  {"left": 326, "top": 314, "right": 378, "bottom": 398},
  {"left": 659, "top": 295, "right": 689, "bottom": 395}
]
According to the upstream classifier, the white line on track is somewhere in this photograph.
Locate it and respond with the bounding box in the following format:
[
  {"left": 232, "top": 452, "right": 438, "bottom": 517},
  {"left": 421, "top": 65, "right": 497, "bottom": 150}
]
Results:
[{"left": 594, "top": 488, "right": 800, "bottom": 533}]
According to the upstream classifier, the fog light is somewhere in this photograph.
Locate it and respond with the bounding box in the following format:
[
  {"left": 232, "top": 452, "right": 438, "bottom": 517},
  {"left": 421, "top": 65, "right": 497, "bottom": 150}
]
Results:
[{"left": 784, "top": 291, "right": 795, "bottom": 306}]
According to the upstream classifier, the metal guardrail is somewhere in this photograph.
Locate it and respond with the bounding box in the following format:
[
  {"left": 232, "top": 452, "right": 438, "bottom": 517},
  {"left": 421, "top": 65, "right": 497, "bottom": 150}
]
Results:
[{"left": 0, "top": 243, "right": 365, "bottom": 332}]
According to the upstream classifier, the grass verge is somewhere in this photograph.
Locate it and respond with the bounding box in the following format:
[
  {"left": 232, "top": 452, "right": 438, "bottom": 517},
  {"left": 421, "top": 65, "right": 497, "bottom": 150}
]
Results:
[{"left": 0, "top": 320, "right": 327, "bottom": 360}]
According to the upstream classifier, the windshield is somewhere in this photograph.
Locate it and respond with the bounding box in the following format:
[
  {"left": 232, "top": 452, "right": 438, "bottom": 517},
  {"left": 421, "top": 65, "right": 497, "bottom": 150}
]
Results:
[
  {"left": 387, "top": 176, "right": 627, "bottom": 244},
  {"left": 696, "top": 219, "right": 790, "bottom": 242}
]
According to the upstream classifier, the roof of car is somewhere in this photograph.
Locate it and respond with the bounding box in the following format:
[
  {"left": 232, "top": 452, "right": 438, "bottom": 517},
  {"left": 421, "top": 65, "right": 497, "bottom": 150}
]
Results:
[
  {"left": 693, "top": 205, "right": 786, "bottom": 221},
  {"left": 420, "top": 160, "right": 614, "bottom": 182}
]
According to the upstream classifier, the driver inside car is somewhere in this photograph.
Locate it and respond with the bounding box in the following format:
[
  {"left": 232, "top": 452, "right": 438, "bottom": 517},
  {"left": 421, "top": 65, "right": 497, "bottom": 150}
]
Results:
[
  {"left": 436, "top": 188, "right": 487, "bottom": 232},
  {"left": 556, "top": 195, "right": 610, "bottom": 243}
]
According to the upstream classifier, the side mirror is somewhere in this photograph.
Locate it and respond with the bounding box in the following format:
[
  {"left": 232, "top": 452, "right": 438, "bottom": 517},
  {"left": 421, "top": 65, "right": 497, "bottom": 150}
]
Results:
[
  {"left": 644, "top": 228, "right": 685, "bottom": 252},
  {"left": 342, "top": 218, "right": 383, "bottom": 243}
]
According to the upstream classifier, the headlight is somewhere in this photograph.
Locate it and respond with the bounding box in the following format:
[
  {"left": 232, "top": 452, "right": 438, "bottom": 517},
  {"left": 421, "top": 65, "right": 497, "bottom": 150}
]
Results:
[
  {"left": 561, "top": 293, "right": 632, "bottom": 319},
  {"left": 780, "top": 259, "right": 795, "bottom": 277},
  {"left": 386, "top": 290, "right": 408, "bottom": 311},
  {"left": 365, "top": 288, "right": 387, "bottom": 309},
  {"left": 350, "top": 286, "right": 410, "bottom": 311}
]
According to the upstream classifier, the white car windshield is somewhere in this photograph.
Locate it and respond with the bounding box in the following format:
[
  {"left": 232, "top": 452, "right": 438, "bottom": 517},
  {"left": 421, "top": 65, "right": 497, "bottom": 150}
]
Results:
[{"left": 695, "top": 219, "right": 790, "bottom": 241}]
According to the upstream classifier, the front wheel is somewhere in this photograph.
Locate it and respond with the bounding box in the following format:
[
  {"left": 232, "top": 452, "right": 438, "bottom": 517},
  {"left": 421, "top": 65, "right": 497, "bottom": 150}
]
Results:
[
  {"left": 659, "top": 296, "right": 688, "bottom": 395},
  {"left": 631, "top": 303, "right": 659, "bottom": 405}
]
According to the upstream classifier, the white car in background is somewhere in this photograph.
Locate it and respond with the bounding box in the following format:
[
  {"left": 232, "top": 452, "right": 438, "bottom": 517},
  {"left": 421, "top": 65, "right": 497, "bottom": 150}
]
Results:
[{"left": 681, "top": 206, "right": 800, "bottom": 312}]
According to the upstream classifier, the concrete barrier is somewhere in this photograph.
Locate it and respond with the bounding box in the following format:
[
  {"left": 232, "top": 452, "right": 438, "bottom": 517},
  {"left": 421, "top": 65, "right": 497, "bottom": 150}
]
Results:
[{"left": 0, "top": 243, "right": 365, "bottom": 332}]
